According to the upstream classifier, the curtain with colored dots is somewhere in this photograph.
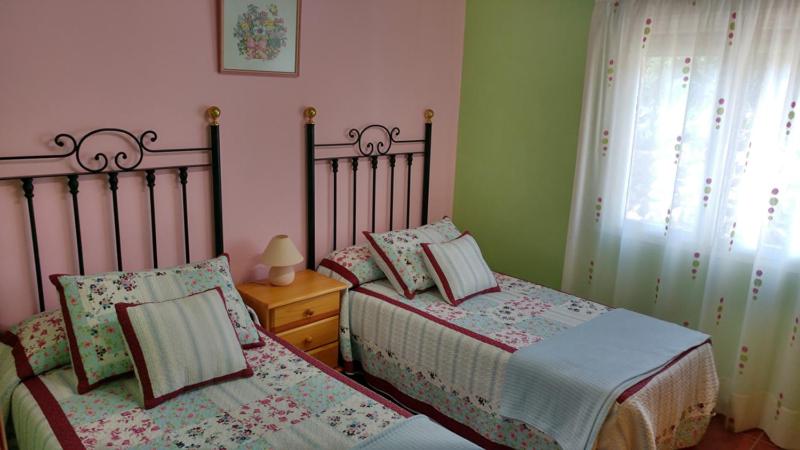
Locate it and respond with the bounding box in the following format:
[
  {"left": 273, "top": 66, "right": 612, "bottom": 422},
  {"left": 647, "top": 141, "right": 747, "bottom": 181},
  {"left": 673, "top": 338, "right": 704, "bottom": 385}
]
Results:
[{"left": 562, "top": 1, "right": 800, "bottom": 446}]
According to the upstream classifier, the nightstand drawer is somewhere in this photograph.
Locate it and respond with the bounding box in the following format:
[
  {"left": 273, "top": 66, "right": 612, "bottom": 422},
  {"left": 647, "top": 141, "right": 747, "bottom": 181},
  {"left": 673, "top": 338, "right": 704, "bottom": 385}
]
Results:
[
  {"left": 272, "top": 291, "right": 339, "bottom": 331},
  {"left": 307, "top": 341, "right": 339, "bottom": 368},
  {"left": 277, "top": 315, "right": 339, "bottom": 351}
]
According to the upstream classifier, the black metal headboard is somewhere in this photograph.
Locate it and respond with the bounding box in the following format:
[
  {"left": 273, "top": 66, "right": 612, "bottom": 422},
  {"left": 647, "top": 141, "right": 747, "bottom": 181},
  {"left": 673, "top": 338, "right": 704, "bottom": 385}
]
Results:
[
  {"left": 304, "top": 106, "right": 433, "bottom": 269},
  {"left": 0, "top": 107, "right": 225, "bottom": 312}
]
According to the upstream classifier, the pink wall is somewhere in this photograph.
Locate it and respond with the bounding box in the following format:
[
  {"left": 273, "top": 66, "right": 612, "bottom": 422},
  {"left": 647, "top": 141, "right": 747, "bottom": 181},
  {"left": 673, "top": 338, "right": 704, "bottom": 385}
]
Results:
[{"left": 0, "top": 0, "right": 465, "bottom": 329}]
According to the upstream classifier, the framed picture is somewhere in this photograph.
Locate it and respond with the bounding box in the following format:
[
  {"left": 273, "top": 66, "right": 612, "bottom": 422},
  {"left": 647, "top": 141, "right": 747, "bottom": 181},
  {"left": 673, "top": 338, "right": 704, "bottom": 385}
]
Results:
[{"left": 219, "top": 0, "right": 301, "bottom": 76}]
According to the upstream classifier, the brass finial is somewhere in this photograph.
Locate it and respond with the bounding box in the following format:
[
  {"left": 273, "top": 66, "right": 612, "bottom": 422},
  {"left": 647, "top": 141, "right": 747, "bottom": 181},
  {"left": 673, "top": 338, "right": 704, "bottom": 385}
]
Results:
[
  {"left": 424, "top": 108, "right": 434, "bottom": 124},
  {"left": 304, "top": 106, "right": 317, "bottom": 124},
  {"left": 206, "top": 106, "right": 221, "bottom": 125}
]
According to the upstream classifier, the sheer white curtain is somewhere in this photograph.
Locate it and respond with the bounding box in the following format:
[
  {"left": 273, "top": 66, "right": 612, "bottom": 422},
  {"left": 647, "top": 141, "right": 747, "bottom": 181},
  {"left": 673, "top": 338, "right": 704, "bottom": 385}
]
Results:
[{"left": 563, "top": 0, "right": 800, "bottom": 446}]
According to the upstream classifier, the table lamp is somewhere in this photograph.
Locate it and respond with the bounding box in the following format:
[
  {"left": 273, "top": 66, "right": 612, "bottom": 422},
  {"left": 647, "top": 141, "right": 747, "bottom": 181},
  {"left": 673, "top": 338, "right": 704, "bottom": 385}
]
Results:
[{"left": 261, "top": 235, "right": 304, "bottom": 286}]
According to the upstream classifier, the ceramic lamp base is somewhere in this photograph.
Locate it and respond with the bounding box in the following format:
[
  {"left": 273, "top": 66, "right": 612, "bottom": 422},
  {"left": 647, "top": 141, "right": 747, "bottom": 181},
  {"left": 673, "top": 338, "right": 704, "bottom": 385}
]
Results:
[{"left": 268, "top": 266, "right": 296, "bottom": 286}]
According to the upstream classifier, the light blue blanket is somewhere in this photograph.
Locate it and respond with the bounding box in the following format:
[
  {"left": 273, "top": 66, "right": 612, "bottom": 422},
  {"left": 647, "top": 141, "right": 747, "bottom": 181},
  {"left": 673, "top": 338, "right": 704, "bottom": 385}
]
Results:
[
  {"left": 499, "top": 308, "right": 709, "bottom": 450},
  {"left": 354, "top": 415, "right": 481, "bottom": 449}
]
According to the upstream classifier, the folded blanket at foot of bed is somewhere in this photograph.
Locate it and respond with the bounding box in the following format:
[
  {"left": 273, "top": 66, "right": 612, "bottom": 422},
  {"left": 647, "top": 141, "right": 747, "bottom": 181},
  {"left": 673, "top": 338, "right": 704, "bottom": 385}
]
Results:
[
  {"left": 500, "top": 308, "right": 710, "bottom": 450},
  {"left": 355, "top": 415, "right": 481, "bottom": 449}
]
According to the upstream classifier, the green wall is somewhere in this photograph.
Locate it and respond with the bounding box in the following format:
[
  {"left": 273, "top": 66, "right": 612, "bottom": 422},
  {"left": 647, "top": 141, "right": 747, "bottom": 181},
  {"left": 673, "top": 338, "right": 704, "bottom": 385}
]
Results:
[{"left": 453, "top": 0, "right": 594, "bottom": 288}]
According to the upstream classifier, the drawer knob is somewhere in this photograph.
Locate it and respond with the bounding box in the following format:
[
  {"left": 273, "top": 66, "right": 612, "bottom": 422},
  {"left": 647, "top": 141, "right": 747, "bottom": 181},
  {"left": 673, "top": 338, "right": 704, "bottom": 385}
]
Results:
[
  {"left": 303, "top": 336, "right": 313, "bottom": 345},
  {"left": 303, "top": 309, "right": 315, "bottom": 317}
]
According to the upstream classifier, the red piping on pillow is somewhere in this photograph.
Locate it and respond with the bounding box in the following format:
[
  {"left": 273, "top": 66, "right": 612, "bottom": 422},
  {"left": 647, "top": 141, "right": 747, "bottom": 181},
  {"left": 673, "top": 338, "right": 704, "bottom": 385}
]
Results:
[
  {"left": 420, "top": 242, "right": 457, "bottom": 304},
  {"left": 0, "top": 330, "right": 35, "bottom": 380},
  {"left": 421, "top": 231, "right": 500, "bottom": 306},
  {"left": 363, "top": 231, "right": 416, "bottom": 299},
  {"left": 452, "top": 285, "right": 502, "bottom": 306},
  {"left": 116, "top": 286, "right": 253, "bottom": 409},
  {"left": 318, "top": 258, "right": 360, "bottom": 287},
  {"left": 49, "top": 273, "right": 96, "bottom": 394}
]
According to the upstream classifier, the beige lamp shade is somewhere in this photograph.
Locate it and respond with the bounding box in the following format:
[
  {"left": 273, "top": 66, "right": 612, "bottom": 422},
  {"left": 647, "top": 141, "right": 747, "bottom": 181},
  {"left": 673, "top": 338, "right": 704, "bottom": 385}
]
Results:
[
  {"left": 262, "top": 235, "right": 304, "bottom": 267},
  {"left": 262, "top": 235, "right": 304, "bottom": 286}
]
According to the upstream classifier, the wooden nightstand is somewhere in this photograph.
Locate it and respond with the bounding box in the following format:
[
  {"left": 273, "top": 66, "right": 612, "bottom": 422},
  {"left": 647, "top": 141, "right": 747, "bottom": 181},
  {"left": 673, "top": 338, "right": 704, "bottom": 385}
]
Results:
[{"left": 237, "top": 270, "right": 347, "bottom": 368}]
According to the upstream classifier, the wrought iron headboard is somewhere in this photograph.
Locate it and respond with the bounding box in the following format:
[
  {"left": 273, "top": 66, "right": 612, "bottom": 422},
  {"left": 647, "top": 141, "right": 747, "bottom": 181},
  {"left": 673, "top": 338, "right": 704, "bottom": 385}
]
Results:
[
  {"left": 0, "top": 106, "right": 225, "bottom": 312},
  {"left": 304, "top": 106, "right": 433, "bottom": 269}
]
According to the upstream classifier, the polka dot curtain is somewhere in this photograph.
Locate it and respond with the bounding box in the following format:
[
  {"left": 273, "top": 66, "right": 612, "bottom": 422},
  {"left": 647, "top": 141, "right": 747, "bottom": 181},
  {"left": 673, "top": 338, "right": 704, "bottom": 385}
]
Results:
[{"left": 562, "top": 1, "right": 800, "bottom": 447}]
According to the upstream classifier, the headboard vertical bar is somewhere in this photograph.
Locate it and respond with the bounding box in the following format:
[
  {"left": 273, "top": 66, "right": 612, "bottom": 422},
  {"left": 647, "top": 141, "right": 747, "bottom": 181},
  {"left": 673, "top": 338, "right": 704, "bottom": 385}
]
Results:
[
  {"left": 21, "top": 178, "right": 45, "bottom": 312},
  {"left": 370, "top": 156, "right": 378, "bottom": 232},
  {"left": 304, "top": 109, "right": 316, "bottom": 269},
  {"left": 145, "top": 170, "right": 158, "bottom": 268},
  {"left": 2, "top": 109, "right": 222, "bottom": 313},
  {"left": 405, "top": 154, "right": 413, "bottom": 229},
  {"left": 389, "top": 154, "right": 396, "bottom": 229},
  {"left": 351, "top": 157, "right": 359, "bottom": 245},
  {"left": 331, "top": 159, "right": 338, "bottom": 250},
  {"left": 67, "top": 175, "right": 85, "bottom": 275},
  {"left": 208, "top": 109, "right": 224, "bottom": 257},
  {"left": 421, "top": 109, "right": 434, "bottom": 225},
  {"left": 178, "top": 167, "right": 190, "bottom": 264},
  {"left": 108, "top": 172, "right": 123, "bottom": 271}
]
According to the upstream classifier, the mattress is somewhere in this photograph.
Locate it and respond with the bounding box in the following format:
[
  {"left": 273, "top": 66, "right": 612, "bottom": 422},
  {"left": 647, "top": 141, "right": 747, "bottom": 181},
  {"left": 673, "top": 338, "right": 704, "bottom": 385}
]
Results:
[
  {"left": 4, "top": 328, "right": 414, "bottom": 449},
  {"left": 332, "top": 272, "right": 719, "bottom": 450}
]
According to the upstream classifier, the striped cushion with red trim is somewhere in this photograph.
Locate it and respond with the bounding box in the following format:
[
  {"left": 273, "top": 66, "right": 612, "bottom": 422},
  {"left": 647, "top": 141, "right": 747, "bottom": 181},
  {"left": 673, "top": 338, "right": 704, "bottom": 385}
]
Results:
[
  {"left": 421, "top": 232, "right": 500, "bottom": 305},
  {"left": 116, "top": 288, "right": 253, "bottom": 409},
  {"left": 51, "top": 254, "right": 262, "bottom": 394},
  {"left": 363, "top": 218, "right": 461, "bottom": 299}
]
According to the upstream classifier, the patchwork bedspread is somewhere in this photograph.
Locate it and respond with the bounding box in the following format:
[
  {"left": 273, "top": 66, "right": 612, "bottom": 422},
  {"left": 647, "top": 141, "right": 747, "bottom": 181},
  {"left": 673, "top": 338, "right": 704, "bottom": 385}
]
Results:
[
  {"left": 336, "top": 273, "right": 719, "bottom": 450},
  {"left": 2, "top": 329, "right": 418, "bottom": 450}
]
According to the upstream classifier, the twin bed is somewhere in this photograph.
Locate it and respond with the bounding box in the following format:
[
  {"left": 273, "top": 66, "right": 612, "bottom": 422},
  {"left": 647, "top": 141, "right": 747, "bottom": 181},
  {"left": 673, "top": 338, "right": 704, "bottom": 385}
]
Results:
[
  {"left": 2, "top": 327, "right": 420, "bottom": 448},
  {"left": 0, "top": 106, "right": 719, "bottom": 450},
  {"left": 318, "top": 270, "right": 718, "bottom": 449},
  {"left": 306, "top": 108, "right": 720, "bottom": 450},
  {"left": 0, "top": 108, "right": 475, "bottom": 450}
]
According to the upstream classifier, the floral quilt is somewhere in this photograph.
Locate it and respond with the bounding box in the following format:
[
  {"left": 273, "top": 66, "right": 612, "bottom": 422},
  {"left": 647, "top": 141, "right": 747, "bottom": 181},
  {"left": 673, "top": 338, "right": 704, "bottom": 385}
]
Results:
[
  {"left": 341, "top": 273, "right": 719, "bottom": 449},
  {"left": 5, "top": 329, "right": 414, "bottom": 450}
]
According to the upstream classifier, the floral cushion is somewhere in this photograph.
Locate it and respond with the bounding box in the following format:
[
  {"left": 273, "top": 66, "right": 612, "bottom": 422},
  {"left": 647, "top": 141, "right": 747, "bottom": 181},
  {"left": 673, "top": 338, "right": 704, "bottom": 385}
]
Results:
[
  {"left": 317, "top": 245, "right": 385, "bottom": 287},
  {"left": 50, "top": 255, "right": 261, "bottom": 394},
  {"left": 0, "top": 309, "right": 70, "bottom": 380},
  {"left": 363, "top": 218, "right": 461, "bottom": 299}
]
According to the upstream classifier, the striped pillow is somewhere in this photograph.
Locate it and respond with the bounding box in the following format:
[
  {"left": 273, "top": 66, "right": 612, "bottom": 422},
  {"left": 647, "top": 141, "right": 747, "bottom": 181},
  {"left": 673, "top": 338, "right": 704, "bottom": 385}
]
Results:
[
  {"left": 115, "top": 288, "right": 253, "bottom": 409},
  {"left": 51, "top": 255, "right": 261, "bottom": 394},
  {"left": 364, "top": 218, "right": 462, "bottom": 299},
  {"left": 421, "top": 232, "right": 500, "bottom": 306}
]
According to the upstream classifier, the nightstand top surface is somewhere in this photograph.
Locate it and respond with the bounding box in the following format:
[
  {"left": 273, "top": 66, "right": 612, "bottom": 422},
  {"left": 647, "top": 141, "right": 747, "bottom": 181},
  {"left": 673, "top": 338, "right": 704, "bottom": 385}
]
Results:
[{"left": 237, "top": 269, "right": 347, "bottom": 308}]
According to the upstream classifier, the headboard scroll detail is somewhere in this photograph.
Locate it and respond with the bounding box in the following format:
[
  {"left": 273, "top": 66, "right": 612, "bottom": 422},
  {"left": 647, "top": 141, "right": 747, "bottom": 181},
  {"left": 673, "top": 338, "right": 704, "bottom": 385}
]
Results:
[
  {"left": 305, "top": 106, "right": 433, "bottom": 269},
  {"left": 0, "top": 106, "right": 225, "bottom": 313}
]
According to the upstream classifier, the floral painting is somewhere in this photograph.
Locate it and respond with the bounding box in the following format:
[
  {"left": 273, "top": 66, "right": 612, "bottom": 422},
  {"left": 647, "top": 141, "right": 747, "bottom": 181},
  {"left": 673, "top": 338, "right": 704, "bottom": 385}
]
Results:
[{"left": 220, "top": 0, "right": 300, "bottom": 76}]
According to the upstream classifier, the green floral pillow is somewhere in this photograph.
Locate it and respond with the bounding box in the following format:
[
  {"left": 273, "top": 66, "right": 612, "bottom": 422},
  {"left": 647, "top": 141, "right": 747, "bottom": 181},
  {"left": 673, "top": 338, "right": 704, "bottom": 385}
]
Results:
[
  {"left": 51, "top": 255, "right": 261, "bottom": 394},
  {"left": 318, "top": 244, "right": 385, "bottom": 287},
  {"left": 0, "top": 309, "right": 70, "bottom": 380},
  {"left": 364, "top": 218, "right": 461, "bottom": 299}
]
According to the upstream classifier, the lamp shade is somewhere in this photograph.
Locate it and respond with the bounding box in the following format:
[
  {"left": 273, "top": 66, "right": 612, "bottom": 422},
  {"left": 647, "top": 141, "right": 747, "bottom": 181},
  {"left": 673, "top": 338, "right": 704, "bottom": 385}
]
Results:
[{"left": 262, "top": 235, "right": 304, "bottom": 267}]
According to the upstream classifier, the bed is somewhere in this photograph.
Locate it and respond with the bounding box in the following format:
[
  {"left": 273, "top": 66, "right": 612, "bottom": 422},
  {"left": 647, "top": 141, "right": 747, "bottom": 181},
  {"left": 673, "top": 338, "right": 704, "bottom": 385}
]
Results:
[
  {"left": 324, "top": 272, "right": 718, "bottom": 449},
  {"left": 305, "top": 108, "right": 720, "bottom": 449},
  {"left": 2, "top": 327, "right": 419, "bottom": 449},
  {"left": 1, "top": 325, "right": 487, "bottom": 449},
  {"left": 0, "top": 108, "right": 477, "bottom": 450}
]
